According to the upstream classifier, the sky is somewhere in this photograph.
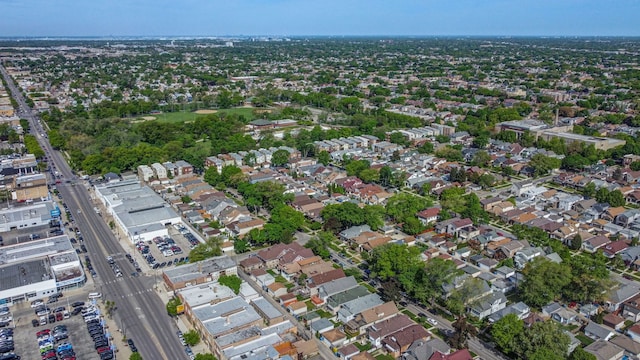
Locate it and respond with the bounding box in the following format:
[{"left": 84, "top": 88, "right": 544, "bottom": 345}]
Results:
[{"left": 2, "top": 0, "right": 640, "bottom": 37}]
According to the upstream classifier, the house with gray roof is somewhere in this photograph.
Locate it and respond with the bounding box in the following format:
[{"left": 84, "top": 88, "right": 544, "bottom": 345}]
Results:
[
  {"left": 584, "top": 321, "right": 615, "bottom": 341},
  {"left": 336, "top": 293, "right": 384, "bottom": 323},
  {"left": 317, "top": 276, "right": 359, "bottom": 302},
  {"left": 468, "top": 292, "right": 507, "bottom": 320}
]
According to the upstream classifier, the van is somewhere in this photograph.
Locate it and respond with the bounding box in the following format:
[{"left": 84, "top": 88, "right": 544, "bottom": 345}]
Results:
[
  {"left": 39, "top": 316, "right": 47, "bottom": 326},
  {"left": 88, "top": 292, "right": 102, "bottom": 299}
]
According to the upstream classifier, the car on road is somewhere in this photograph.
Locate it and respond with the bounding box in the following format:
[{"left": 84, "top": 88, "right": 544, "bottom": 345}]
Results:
[{"left": 427, "top": 317, "right": 438, "bottom": 326}]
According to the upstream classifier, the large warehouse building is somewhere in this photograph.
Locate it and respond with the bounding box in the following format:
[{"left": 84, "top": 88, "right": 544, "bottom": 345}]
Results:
[{"left": 94, "top": 179, "right": 182, "bottom": 243}]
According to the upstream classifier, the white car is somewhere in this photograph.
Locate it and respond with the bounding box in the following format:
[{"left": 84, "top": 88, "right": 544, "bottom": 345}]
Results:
[
  {"left": 31, "top": 300, "right": 44, "bottom": 308},
  {"left": 84, "top": 315, "right": 100, "bottom": 322},
  {"left": 0, "top": 316, "right": 12, "bottom": 323},
  {"left": 0, "top": 307, "right": 9, "bottom": 316},
  {"left": 427, "top": 317, "right": 438, "bottom": 326}
]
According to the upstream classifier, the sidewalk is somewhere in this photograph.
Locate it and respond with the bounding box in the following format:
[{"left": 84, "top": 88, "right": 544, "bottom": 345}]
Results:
[{"left": 153, "top": 281, "right": 209, "bottom": 355}]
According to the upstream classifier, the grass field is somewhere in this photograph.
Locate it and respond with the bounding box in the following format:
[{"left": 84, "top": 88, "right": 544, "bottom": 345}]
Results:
[{"left": 149, "top": 107, "right": 258, "bottom": 123}]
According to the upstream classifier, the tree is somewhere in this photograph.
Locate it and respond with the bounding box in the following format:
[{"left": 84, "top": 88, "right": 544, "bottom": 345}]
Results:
[
  {"left": 491, "top": 314, "right": 524, "bottom": 356},
  {"left": 166, "top": 297, "right": 182, "bottom": 316},
  {"left": 189, "top": 237, "right": 223, "bottom": 262},
  {"left": 450, "top": 316, "right": 478, "bottom": 349},
  {"left": 234, "top": 237, "right": 249, "bottom": 254},
  {"left": 317, "top": 150, "right": 330, "bottom": 166},
  {"left": 271, "top": 149, "right": 290, "bottom": 167},
  {"left": 569, "top": 234, "right": 582, "bottom": 251},
  {"left": 386, "top": 193, "right": 432, "bottom": 223},
  {"left": 369, "top": 243, "right": 423, "bottom": 290},
  {"left": 379, "top": 278, "right": 403, "bottom": 302},
  {"left": 521, "top": 258, "right": 572, "bottom": 307},
  {"left": 570, "top": 347, "right": 597, "bottom": 360},
  {"left": 595, "top": 187, "right": 610, "bottom": 203},
  {"left": 218, "top": 275, "right": 242, "bottom": 294},
  {"left": 130, "top": 353, "right": 143, "bottom": 360},
  {"left": 513, "top": 321, "right": 569, "bottom": 360},
  {"left": 471, "top": 150, "right": 491, "bottom": 167},
  {"left": 459, "top": 193, "right": 489, "bottom": 224},
  {"left": 194, "top": 354, "right": 217, "bottom": 360},
  {"left": 402, "top": 216, "right": 426, "bottom": 235},
  {"left": 412, "top": 258, "right": 460, "bottom": 305},
  {"left": 359, "top": 168, "right": 380, "bottom": 183},
  {"left": 529, "top": 153, "right": 561, "bottom": 177},
  {"left": 608, "top": 190, "right": 625, "bottom": 207},
  {"left": 183, "top": 329, "right": 200, "bottom": 346},
  {"left": 304, "top": 231, "right": 334, "bottom": 259},
  {"left": 582, "top": 182, "right": 596, "bottom": 198}
]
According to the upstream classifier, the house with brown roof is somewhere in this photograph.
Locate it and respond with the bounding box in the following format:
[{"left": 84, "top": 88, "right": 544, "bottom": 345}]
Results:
[
  {"left": 307, "top": 268, "right": 346, "bottom": 296},
  {"left": 368, "top": 314, "right": 415, "bottom": 348},
  {"left": 239, "top": 256, "right": 263, "bottom": 273},
  {"left": 230, "top": 218, "right": 265, "bottom": 237},
  {"left": 345, "top": 301, "right": 400, "bottom": 335},
  {"left": 266, "top": 282, "right": 288, "bottom": 298},
  {"left": 382, "top": 325, "right": 431, "bottom": 358},
  {"left": 417, "top": 207, "right": 441, "bottom": 225},
  {"left": 257, "top": 242, "right": 307, "bottom": 269},
  {"left": 602, "top": 207, "right": 627, "bottom": 222},
  {"left": 321, "top": 328, "right": 347, "bottom": 349},
  {"left": 602, "top": 241, "right": 629, "bottom": 258}
]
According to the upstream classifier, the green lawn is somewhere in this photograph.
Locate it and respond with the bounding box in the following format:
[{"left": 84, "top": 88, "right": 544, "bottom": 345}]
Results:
[
  {"left": 148, "top": 107, "right": 258, "bottom": 123},
  {"left": 575, "top": 334, "right": 595, "bottom": 346},
  {"left": 375, "top": 355, "right": 395, "bottom": 360}
]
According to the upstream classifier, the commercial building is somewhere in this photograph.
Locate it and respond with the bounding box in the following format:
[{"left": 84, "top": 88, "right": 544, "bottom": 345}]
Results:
[
  {"left": 94, "top": 179, "right": 182, "bottom": 243},
  {"left": 0, "top": 235, "right": 85, "bottom": 305}
]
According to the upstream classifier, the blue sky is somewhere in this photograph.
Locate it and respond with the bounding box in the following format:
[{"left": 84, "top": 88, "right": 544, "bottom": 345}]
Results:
[{"left": 2, "top": 0, "right": 639, "bottom": 37}]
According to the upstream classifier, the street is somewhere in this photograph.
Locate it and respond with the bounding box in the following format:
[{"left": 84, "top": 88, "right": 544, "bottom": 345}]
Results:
[{"left": 0, "top": 63, "right": 189, "bottom": 360}]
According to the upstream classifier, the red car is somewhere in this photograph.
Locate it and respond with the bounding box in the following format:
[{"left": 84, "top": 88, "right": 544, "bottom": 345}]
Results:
[{"left": 36, "top": 329, "right": 51, "bottom": 337}]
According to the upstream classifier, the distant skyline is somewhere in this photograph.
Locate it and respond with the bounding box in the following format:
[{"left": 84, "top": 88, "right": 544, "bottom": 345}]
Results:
[{"left": 2, "top": 0, "right": 640, "bottom": 37}]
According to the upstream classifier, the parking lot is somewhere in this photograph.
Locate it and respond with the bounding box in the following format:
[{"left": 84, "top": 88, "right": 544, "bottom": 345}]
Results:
[
  {"left": 130, "top": 224, "right": 201, "bottom": 272},
  {"left": 7, "top": 296, "right": 111, "bottom": 360}
]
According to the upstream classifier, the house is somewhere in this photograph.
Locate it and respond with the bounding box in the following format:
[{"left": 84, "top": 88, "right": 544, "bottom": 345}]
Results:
[
  {"left": 287, "top": 301, "right": 308, "bottom": 316},
  {"left": 417, "top": 207, "right": 441, "bottom": 225},
  {"left": 607, "top": 282, "right": 640, "bottom": 312},
  {"left": 310, "top": 318, "right": 334, "bottom": 335},
  {"left": 468, "top": 292, "right": 507, "bottom": 320},
  {"left": 583, "top": 236, "right": 611, "bottom": 253},
  {"left": 584, "top": 321, "right": 616, "bottom": 341},
  {"left": 603, "top": 241, "right": 630, "bottom": 258},
  {"left": 266, "top": 282, "right": 287, "bottom": 298},
  {"left": 622, "top": 294, "right": 640, "bottom": 322},
  {"left": 543, "top": 302, "right": 578, "bottom": 324},
  {"left": 429, "top": 349, "right": 474, "bottom": 360},
  {"left": 488, "top": 302, "right": 530, "bottom": 323},
  {"left": 628, "top": 324, "right": 640, "bottom": 343},
  {"left": 382, "top": 325, "right": 431, "bottom": 358},
  {"left": 239, "top": 256, "right": 264, "bottom": 273},
  {"left": 602, "top": 313, "right": 625, "bottom": 331},
  {"left": 368, "top": 314, "right": 414, "bottom": 348},
  {"left": 609, "top": 335, "right": 640, "bottom": 360},
  {"left": 321, "top": 328, "right": 347, "bottom": 349},
  {"left": 401, "top": 338, "right": 451, "bottom": 360},
  {"left": 339, "top": 225, "right": 372, "bottom": 242},
  {"left": 337, "top": 344, "right": 360, "bottom": 359},
  {"left": 584, "top": 340, "right": 624, "bottom": 360}
]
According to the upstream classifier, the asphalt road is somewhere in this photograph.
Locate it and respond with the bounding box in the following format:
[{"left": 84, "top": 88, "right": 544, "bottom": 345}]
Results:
[{"left": 0, "top": 63, "right": 188, "bottom": 360}]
